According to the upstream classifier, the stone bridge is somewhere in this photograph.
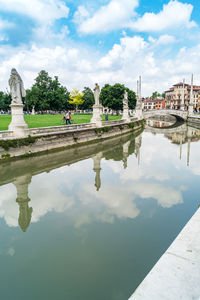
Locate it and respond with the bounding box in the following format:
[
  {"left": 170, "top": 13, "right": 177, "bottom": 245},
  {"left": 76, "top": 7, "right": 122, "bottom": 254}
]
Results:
[{"left": 143, "top": 109, "right": 188, "bottom": 121}]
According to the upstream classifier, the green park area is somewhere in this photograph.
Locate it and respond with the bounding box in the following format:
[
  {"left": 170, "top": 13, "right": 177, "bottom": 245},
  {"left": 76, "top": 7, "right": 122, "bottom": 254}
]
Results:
[{"left": 0, "top": 114, "right": 121, "bottom": 131}]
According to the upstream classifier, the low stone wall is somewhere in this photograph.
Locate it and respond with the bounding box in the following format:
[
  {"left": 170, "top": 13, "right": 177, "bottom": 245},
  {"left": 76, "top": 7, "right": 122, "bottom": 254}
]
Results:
[
  {"left": 0, "top": 130, "right": 13, "bottom": 139},
  {"left": 0, "top": 120, "right": 144, "bottom": 161},
  {"left": 187, "top": 116, "right": 200, "bottom": 128}
]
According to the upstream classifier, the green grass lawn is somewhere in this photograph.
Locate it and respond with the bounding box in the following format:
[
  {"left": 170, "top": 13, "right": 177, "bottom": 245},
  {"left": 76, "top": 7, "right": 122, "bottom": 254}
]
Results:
[{"left": 0, "top": 114, "right": 121, "bottom": 131}]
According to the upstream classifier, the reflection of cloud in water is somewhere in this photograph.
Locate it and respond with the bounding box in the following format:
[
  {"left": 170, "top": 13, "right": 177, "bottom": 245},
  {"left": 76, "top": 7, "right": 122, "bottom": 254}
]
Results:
[
  {"left": 132, "top": 183, "right": 184, "bottom": 208},
  {"left": 0, "top": 184, "right": 18, "bottom": 227},
  {"left": 0, "top": 132, "right": 193, "bottom": 229}
]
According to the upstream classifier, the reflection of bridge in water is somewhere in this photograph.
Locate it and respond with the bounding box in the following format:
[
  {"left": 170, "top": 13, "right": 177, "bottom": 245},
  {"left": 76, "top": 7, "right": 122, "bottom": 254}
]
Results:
[
  {"left": 0, "top": 129, "right": 143, "bottom": 232},
  {"left": 145, "top": 122, "right": 200, "bottom": 166}
]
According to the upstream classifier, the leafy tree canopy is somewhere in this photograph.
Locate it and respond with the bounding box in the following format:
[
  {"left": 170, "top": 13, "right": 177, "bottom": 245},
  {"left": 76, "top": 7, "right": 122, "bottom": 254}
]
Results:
[
  {"left": 100, "top": 83, "right": 136, "bottom": 112},
  {"left": 79, "top": 87, "right": 94, "bottom": 110},
  {"left": 25, "top": 70, "right": 73, "bottom": 111},
  {"left": 0, "top": 91, "right": 11, "bottom": 111},
  {"left": 151, "top": 91, "right": 161, "bottom": 99},
  {"left": 68, "top": 89, "right": 84, "bottom": 111}
]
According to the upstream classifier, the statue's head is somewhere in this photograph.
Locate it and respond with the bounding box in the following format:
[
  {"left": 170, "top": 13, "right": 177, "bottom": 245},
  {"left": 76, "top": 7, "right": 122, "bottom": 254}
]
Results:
[{"left": 11, "top": 68, "right": 18, "bottom": 75}]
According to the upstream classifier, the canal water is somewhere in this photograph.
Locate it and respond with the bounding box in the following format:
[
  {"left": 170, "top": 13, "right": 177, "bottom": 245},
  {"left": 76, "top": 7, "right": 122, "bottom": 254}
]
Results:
[{"left": 0, "top": 123, "right": 200, "bottom": 300}]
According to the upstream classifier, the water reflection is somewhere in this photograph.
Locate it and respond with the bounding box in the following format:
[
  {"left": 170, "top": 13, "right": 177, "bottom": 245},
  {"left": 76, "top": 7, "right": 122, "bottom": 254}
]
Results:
[
  {"left": 15, "top": 175, "right": 32, "bottom": 232},
  {"left": 0, "top": 123, "right": 200, "bottom": 233}
]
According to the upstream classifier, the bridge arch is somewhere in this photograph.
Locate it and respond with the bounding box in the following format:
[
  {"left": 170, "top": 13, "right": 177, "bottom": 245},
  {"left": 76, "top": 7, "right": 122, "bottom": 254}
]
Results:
[{"left": 143, "top": 109, "right": 188, "bottom": 121}]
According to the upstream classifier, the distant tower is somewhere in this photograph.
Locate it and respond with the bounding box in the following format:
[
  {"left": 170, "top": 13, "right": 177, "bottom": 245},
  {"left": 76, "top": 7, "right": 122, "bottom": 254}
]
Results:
[
  {"left": 188, "top": 74, "right": 194, "bottom": 116},
  {"left": 135, "top": 76, "right": 143, "bottom": 120},
  {"left": 181, "top": 79, "right": 185, "bottom": 111}
]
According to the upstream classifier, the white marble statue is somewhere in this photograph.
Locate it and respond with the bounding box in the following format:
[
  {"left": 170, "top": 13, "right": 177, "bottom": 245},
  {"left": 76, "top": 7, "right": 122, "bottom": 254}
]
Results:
[
  {"left": 94, "top": 83, "right": 100, "bottom": 106},
  {"left": 123, "top": 90, "right": 128, "bottom": 108},
  {"left": 9, "top": 68, "right": 26, "bottom": 105}
]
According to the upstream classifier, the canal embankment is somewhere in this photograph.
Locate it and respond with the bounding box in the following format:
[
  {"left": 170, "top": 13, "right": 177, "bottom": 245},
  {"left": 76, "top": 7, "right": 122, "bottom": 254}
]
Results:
[
  {"left": 0, "top": 119, "right": 144, "bottom": 161},
  {"left": 129, "top": 207, "right": 200, "bottom": 300},
  {"left": 187, "top": 116, "right": 200, "bottom": 129}
]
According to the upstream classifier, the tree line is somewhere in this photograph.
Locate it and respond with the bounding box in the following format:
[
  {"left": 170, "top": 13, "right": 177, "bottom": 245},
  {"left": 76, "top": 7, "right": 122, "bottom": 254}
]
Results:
[{"left": 0, "top": 70, "right": 137, "bottom": 112}]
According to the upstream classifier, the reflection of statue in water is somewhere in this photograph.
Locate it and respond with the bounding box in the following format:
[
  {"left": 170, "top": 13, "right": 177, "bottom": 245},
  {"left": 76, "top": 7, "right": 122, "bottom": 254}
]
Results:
[
  {"left": 135, "top": 134, "right": 142, "bottom": 165},
  {"left": 9, "top": 68, "right": 26, "bottom": 105},
  {"left": 123, "top": 141, "right": 130, "bottom": 169},
  {"left": 14, "top": 175, "right": 33, "bottom": 232},
  {"left": 93, "top": 152, "right": 102, "bottom": 191},
  {"left": 94, "top": 83, "right": 100, "bottom": 106},
  {"left": 17, "top": 197, "right": 33, "bottom": 232}
]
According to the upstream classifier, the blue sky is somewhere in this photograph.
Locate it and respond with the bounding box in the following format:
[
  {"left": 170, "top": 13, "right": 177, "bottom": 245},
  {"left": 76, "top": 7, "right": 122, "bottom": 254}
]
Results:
[{"left": 0, "top": 0, "right": 200, "bottom": 95}]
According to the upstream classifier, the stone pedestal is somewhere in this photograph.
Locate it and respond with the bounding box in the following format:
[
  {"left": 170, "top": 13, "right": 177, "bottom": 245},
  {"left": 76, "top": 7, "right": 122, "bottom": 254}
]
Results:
[
  {"left": 135, "top": 109, "right": 143, "bottom": 120},
  {"left": 122, "top": 107, "right": 130, "bottom": 122},
  {"left": 9, "top": 104, "right": 28, "bottom": 137},
  {"left": 180, "top": 104, "right": 185, "bottom": 111},
  {"left": 91, "top": 105, "right": 102, "bottom": 127},
  {"left": 188, "top": 104, "right": 194, "bottom": 116}
]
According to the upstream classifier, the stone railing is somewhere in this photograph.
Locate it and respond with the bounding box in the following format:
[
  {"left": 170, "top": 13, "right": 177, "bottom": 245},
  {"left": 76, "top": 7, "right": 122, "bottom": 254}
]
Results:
[
  {"left": 0, "top": 130, "right": 13, "bottom": 140},
  {"left": 0, "top": 118, "right": 139, "bottom": 141},
  {"left": 29, "top": 123, "right": 95, "bottom": 136}
]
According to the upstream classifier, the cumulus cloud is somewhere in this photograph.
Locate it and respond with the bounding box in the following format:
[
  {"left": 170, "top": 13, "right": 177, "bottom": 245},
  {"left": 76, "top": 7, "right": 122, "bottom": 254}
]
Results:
[
  {"left": 75, "top": 0, "right": 195, "bottom": 35},
  {"left": 0, "top": 18, "right": 13, "bottom": 30},
  {"left": 129, "top": 0, "right": 196, "bottom": 32},
  {"left": 76, "top": 0, "right": 138, "bottom": 34},
  {"left": 148, "top": 34, "right": 176, "bottom": 46},
  {"left": 0, "top": 0, "right": 69, "bottom": 24},
  {"left": 1, "top": 33, "right": 200, "bottom": 96}
]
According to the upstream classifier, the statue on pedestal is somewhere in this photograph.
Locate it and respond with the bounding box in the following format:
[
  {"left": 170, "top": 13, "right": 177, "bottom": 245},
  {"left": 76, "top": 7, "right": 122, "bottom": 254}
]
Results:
[
  {"left": 122, "top": 90, "right": 130, "bottom": 122},
  {"left": 94, "top": 83, "right": 100, "bottom": 106},
  {"left": 8, "top": 68, "right": 28, "bottom": 137},
  {"left": 9, "top": 68, "right": 26, "bottom": 105},
  {"left": 91, "top": 83, "right": 102, "bottom": 127},
  {"left": 123, "top": 90, "right": 128, "bottom": 108}
]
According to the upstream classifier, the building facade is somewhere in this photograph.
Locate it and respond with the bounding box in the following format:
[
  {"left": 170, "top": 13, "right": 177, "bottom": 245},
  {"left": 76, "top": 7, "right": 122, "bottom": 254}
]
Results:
[
  {"left": 142, "top": 97, "right": 165, "bottom": 110},
  {"left": 165, "top": 82, "right": 200, "bottom": 110}
]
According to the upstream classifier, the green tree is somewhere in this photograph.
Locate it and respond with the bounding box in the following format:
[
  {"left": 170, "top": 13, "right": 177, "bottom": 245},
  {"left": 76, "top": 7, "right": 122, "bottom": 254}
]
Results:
[
  {"left": 79, "top": 87, "right": 94, "bottom": 110},
  {"left": 162, "top": 93, "right": 166, "bottom": 99},
  {"left": 25, "top": 70, "right": 72, "bottom": 112},
  {"left": 100, "top": 83, "right": 136, "bottom": 113},
  {"left": 152, "top": 91, "right": 161, "bottom": 99},
  {"left": 0, "top": 91, "right": 11, "bottom": 111},
  {"left": 68, "top": 89, "right": 84, "bottom": 111}
]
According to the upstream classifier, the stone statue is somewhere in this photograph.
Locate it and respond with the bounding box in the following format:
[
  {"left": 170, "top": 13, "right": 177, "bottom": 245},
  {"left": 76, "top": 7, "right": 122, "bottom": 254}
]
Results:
[
  {"left": 9, "top": 68, "right": 26, "bottom": 105},
  {"left": 123, "top": 90, "right": 128, "bottom": 108},
  {"left": 94, "top": 83, "right": 100, "bottom": 106}
]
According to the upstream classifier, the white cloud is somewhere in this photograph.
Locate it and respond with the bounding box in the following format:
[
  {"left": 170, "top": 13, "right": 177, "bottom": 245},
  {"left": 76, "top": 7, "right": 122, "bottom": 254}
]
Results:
[
  {"left": 73, "top": 5, "right": 90, "bottom": 25},
  {"left": 0, "top": 0, "right": 69, "bottom": 24},
  {"left": 0, "top": 18, "right": 13, "bottom": 30},
  {"left": 1, "top": 33, "right": 200, "bottom": 96},
  {"left": 76, "top": 0, "right": 138, "bottom": 34},
  {"left": 148, "top": 34, "right": 176, "bottom": 46},
  {"left": 129, "top": 0, "right": 196, "bottom": 32}
]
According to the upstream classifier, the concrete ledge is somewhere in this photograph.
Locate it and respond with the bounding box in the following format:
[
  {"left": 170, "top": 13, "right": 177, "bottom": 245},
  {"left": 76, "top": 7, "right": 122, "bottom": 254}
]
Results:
[
  {"left": 129, "top": 208, "right": 200, "bottom": 300},
  {"left": 0, "top": 120, "right": 144, "bottom": 161},
  {"left": 187, "top": 116, "right": 200, "bottom": 129}
]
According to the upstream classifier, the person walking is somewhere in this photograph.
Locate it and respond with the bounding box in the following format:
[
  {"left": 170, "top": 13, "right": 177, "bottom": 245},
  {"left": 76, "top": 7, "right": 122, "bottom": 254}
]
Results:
[{"left": 65, "top": 111, "right": 70, "bottom": 125}]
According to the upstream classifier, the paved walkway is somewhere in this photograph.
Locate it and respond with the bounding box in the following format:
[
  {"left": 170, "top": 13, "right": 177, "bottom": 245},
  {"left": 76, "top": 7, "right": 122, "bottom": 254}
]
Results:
[{"left": 129, "top": 208, "right": 200, "bottom": 300}]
